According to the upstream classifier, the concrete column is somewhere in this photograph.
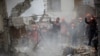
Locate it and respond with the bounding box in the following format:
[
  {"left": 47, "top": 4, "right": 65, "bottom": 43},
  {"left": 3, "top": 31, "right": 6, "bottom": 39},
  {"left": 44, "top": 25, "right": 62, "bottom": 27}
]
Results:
[
  {"left": 0, "top": 0, "right": 10, "bottom": 52},
  {"left": 94, "top": 0, "right": 100, "bottom": 55}
]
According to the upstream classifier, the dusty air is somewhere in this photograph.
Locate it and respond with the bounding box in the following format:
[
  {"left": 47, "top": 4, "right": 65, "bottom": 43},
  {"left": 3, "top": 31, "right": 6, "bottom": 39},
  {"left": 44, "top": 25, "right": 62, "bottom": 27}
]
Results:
[{"left": 0, "top": 0, "right": 99, "bottom": 56}]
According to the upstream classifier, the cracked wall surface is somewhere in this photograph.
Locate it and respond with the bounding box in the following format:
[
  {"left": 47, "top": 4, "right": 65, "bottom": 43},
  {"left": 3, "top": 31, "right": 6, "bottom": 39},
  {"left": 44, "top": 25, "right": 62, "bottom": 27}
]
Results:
[
  {"left": 6, "top": 0, "right": 24, "bottom": 17},
  {"left": 21, "top": 0, "right": 44, "bottom": 17},
  {"left": 6, "top": 0, "right": 44, "bottom": 17},
  {"left": 10, "top": 0, "right": 33, "bottom": 17}
]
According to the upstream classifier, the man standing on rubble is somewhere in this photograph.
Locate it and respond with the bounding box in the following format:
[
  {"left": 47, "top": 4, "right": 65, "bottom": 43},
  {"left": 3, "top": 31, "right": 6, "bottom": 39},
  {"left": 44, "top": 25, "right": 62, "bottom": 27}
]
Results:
[
  {"left": 49, "top": 17, "right": 61, "bottom": 38},
  {"left": 85, "top": 14, "right": 98, "bottom": 49}
]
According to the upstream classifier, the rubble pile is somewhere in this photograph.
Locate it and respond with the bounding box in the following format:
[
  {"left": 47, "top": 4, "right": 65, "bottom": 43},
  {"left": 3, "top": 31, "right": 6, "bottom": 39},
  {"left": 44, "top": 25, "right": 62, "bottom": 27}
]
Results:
[
  {"left": 63, "top": 46, "right": 96, "bottom": 56},
  {"left": 75, "top": 46, "right": 96, "bottom": 56}
]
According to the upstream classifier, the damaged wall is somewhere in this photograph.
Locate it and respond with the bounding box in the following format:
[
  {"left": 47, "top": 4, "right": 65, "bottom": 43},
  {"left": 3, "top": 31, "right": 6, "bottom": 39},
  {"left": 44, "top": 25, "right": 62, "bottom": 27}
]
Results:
[
  {"left": 10, "top": 0, "right": 32, "bottom": 17},
  {"left": 75, "top": 0, "right": 95, "bottom": 7},
  {"left": 74, "top": 0, "right": 95, "bottom": 18},
  {"left": 82, "top": 0, "right": 95, "bottom": 7},
  {"left": 6, "top": 0, "right": 34, "bottom": 28},
  {"left": 6, "top": 0, "right": 44, "bottom": 27},
  {"left": 6, "top": 0, "right": 33, "bottom": 17},
  {"left": 6, "top": 0, "right": 25, "bottom": 17},
  {"left": 6, "top": 0, "right": 44, "bottom": 17},
  {"left": 21, "top": 0, "right": 44, "bottom": 17},
  {"left": 43, "top": 0, "right": 95, "bottom": 22}
]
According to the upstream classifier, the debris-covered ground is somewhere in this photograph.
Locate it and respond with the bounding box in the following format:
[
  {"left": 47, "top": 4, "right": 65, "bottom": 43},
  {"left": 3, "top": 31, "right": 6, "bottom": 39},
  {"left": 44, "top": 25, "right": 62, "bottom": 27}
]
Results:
[{"left": 13, "top": 34, "right": 97, "bottom": 56}]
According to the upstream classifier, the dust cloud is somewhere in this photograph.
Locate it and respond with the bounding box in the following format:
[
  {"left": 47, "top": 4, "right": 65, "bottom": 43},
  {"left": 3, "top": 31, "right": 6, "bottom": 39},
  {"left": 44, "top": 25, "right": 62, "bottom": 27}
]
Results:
[{"left": 11, "top": 0, "right": 95, "bottom": 56}]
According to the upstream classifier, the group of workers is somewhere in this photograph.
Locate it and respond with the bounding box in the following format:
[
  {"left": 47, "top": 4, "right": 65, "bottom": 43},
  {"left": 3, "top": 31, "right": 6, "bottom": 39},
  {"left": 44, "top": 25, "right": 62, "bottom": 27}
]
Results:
[{"left": 28, "top": 14, "right": 98, "bottom": 52}]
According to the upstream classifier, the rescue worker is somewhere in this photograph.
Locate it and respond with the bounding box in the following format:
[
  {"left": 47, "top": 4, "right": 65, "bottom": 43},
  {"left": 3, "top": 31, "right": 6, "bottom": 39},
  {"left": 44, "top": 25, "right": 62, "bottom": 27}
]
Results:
[
  {"left": 60, "top": 18, "right": 70, "bottom": 43},
  {"left": 77, "top": 17, "right": 86, "bottom": 45},
  {"left": 61, "top": 18, "right": 68, "bottom": 37},
  {"left": 28, "top": 21, "right": 39, "bottom": 49},
  {"left": 49, "top": 17, "right": 61, "bottom": 38},
  {"left": 85, "top": 14, "right": 98, "bottom": 48},
  {"left": 32, "top": 22, "right": 39, "bottom": 45},
  {"left": 70, "top": 23, "right": 78, "bottom": 46}
]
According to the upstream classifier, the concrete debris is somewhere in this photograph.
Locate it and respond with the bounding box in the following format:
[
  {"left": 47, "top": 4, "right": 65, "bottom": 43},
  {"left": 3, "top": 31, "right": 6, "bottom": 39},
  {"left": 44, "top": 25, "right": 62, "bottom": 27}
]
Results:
[
  {"left": 10, "top": 0, "right": 33, "bottom": 17},
  {"left": 11, "top": 17, "right": 25, "bottom": 28},
  {"left": 63, "top": 46, "right": 96, "bottom": 56}
]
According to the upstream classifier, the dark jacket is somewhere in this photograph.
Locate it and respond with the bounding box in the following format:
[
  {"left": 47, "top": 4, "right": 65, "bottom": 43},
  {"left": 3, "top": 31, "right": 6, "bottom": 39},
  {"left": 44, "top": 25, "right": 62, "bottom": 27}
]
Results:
[
  {"left": 85, "top": 17, "right": 98, "bottom": 36},
  {"left": 50, "top": 20, "right": 61, "bottom": 33}
]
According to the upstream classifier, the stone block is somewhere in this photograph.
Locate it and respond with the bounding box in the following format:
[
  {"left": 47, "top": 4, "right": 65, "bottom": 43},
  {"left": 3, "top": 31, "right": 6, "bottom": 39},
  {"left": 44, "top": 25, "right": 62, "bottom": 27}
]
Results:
[{"left": 12, "top": 17, "right": 25, "bottom": 28}]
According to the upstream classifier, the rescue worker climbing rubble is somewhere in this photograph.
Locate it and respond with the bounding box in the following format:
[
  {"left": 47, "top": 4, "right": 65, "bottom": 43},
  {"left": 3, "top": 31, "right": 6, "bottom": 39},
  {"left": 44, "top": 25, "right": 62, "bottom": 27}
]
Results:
[{"left": 85, "top": 14, "right": 98, "bottom": 51}]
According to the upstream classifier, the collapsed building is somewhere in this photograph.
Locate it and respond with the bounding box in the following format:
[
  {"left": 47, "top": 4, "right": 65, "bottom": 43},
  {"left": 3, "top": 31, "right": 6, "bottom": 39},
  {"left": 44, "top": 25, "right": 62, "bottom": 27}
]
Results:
[{"left": 0, "top": 0, "right": 100, "bottom": 56}]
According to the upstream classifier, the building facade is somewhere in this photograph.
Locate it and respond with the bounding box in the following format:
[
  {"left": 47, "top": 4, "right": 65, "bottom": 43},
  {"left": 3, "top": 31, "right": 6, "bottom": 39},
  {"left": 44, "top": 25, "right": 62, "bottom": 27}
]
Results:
[
  {"left": 44, "top": 0, "right": 95, "bottom": 22},
  {"left": 44, "top": 0, "right": 75, "bottom": 22}
]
